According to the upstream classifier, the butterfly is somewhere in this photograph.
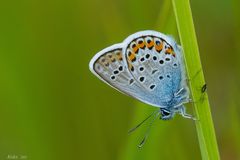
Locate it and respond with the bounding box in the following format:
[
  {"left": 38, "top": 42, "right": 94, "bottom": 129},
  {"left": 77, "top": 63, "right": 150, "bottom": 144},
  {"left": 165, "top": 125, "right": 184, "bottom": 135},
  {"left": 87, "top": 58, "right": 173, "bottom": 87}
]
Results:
[
  {"left": 89, "top": 30, "right": 197, "bottom": 147},
  {"left": 89, "top": 30, "right": 194, "bottom": 120}
]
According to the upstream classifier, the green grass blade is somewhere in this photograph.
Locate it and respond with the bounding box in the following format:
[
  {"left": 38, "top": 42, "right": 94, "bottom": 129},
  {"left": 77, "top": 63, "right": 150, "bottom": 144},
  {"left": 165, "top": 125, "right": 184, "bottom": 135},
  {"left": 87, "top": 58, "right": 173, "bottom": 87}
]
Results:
[{"left": 171, "top": 0, "right": 220, "bottom": 159}]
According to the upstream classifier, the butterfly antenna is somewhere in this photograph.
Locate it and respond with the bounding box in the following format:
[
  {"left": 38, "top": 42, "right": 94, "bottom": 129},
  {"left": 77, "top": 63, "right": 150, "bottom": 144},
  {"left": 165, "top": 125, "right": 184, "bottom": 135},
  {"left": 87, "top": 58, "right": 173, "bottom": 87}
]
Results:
[
  {"left": 138, "top": 112, "right": 160, "bottom": 148},
  {"left": 128, "top": 110, "right": 158, "bottom": 134}
]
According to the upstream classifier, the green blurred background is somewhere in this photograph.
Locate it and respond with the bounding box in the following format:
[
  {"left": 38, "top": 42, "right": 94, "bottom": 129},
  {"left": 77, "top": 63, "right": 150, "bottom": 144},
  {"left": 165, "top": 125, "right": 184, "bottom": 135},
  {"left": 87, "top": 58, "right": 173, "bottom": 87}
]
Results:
[{"left": 0, "top": 0, "right": 239, "bottom": 159}]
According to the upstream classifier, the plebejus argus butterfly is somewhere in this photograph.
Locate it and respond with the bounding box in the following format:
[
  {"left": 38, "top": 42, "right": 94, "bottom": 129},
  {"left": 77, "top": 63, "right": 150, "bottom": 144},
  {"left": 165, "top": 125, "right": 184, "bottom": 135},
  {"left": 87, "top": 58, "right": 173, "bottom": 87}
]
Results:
[{"left": 89, "top": 30, "right": 194, "bottom": 120}]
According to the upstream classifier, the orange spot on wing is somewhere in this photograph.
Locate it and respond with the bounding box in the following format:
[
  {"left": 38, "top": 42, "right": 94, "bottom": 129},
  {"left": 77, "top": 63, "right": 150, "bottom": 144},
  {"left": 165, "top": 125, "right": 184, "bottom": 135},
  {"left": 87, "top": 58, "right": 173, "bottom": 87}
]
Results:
[
  {"left": 129, "top": 52, "right": 136, "bottom": 61},
  {"left": 137, "top": 42, "right": 145, "bottom": 49},
  {"left": 128, "top": 63, "right": 134, "bottom": 71},
  {"left": 155, "top": 42, "right": 163, "bottom": 51},
  {"left": 147, "top": 41, "right": 154, "bottom": 48},
  {"left": 166, "top": 48, "right": 173, "bottom": 54},
  {"left": 165, "top": 47, "right": 176, "bottom": 57},
  {"left": 133, "top": 46, "right": 139, "bottom": 53},
  {"left": 117, "top": 53, "right": 122, "bottom": 60}
]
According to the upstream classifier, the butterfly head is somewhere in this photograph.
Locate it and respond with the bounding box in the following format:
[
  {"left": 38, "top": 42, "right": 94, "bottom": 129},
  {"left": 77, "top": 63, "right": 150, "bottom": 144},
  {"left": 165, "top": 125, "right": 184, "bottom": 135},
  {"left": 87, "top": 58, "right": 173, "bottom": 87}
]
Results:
[{"left": 160, "top": 108, "right": 173, "bottom": 120}]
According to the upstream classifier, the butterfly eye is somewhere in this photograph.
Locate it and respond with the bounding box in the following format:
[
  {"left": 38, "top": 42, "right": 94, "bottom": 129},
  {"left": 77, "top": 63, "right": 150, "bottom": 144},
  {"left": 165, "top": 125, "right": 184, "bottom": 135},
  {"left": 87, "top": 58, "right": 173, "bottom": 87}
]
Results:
[{"left": 161, "top": 109, "right": 171, "bottom": 116}]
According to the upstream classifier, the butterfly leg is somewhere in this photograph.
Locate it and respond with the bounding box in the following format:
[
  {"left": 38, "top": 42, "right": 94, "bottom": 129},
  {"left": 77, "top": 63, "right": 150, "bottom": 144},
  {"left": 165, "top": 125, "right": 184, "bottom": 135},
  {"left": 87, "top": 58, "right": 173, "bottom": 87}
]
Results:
[
  {"left": 186, "top": 98, "right": 196, "bottom": 104},
  {"left": 174, "top": 88, "right": 185, "bottom": 96},
  {"left": 175, "top": 95, "right": 192, "bottom": 104},
  {"left": 177, "top": 106, "right": 197, "bottom": 120},
  {"left": 174, "top": 87, "right": 188, "bottom": 97}
]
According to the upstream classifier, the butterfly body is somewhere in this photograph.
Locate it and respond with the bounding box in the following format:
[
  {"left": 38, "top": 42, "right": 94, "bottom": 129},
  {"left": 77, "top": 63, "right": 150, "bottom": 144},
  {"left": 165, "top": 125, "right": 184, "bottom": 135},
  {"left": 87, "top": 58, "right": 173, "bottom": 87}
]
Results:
[{"left": 89, "top": 30, "right": 193, "bottom": 120}]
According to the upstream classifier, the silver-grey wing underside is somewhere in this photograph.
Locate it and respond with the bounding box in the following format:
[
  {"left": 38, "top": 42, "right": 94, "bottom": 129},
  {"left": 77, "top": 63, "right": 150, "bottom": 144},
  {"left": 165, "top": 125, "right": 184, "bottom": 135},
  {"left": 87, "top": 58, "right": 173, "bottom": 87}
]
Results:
[
  {"left": 122, "top": 31, "right": 189, "bottom": 107},
  {"left": 89, "top": 43, "right": 163, "bottom": 107}
]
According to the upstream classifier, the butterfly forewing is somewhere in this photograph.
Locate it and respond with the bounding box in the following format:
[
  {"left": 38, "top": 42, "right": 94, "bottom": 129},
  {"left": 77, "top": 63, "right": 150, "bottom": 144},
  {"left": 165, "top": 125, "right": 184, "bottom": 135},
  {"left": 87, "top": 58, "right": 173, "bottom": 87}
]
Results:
[{"left": 89, "top": 44, "right": 162, "bottom": 106}]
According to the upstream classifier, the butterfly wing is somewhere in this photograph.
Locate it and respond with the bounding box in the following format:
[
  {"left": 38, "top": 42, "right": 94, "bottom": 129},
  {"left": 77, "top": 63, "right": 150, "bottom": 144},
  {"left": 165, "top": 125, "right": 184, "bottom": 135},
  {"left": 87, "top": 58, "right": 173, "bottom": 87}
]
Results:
[
  {"left": 89, "top": 43, "right": 161, "bottom": 107},
  {"left": 122, "top": 30, "right": 189, "bottom": 107}
]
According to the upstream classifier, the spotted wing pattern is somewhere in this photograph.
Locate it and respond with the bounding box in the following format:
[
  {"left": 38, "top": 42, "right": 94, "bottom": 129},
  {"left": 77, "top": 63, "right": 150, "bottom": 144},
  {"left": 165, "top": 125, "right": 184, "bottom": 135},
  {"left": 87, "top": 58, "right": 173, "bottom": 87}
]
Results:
[
  {"left": 89, "top": 44, "right": 162, "bottom": 106},
  {"left": 123, "top": 32, "right": 184, "bottom": 106}
]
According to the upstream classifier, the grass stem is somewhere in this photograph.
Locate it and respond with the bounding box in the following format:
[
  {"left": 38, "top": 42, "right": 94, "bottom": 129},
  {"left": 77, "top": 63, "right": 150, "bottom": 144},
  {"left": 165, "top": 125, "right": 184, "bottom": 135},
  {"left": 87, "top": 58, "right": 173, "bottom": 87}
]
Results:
[{"left": 171, "top": 0, "right": 220, "bottom": 159}]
